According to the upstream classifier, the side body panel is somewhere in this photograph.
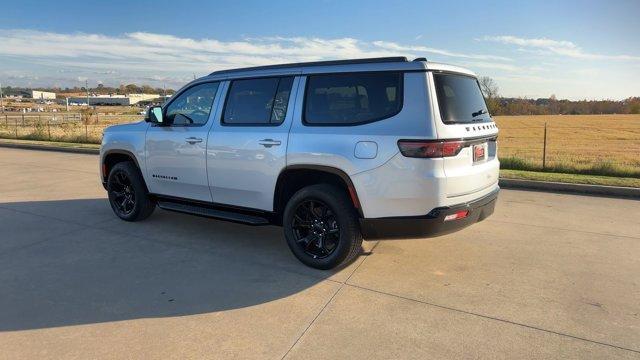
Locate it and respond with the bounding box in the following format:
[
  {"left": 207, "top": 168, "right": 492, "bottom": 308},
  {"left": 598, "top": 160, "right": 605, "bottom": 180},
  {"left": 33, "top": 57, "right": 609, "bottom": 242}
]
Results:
[
  {"left": 288, "top": 72, "right": 437, "bottom": 218},
  {"left": 207, "top": 78, "right": 300, "bottom": 211}
]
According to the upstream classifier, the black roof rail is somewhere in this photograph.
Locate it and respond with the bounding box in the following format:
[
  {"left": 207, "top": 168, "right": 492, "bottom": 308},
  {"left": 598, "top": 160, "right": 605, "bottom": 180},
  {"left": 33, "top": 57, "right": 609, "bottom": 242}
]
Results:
[{"left": 209, "top": 57, "right": 409, "bottom": 76}]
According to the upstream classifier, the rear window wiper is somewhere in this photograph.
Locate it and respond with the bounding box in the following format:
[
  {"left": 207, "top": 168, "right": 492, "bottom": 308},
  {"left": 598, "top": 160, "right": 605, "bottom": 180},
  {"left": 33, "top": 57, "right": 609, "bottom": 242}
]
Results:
[{"left": 472, "top": 109, "right": 487, "bottom": 118}]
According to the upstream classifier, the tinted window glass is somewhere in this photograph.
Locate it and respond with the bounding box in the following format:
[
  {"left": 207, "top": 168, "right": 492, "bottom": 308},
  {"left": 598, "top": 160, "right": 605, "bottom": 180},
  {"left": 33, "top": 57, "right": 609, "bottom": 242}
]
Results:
[
  {"left": 434, "top": 74, "right": 489, "bottom": 124},
  {"left": 304, "top": 72, "right": 402, "bottom": 125},
  {"left": 223, "top": 77, "right": 293, "bottom": 125},
  {"left": 270, "top": 77, "right": 294, "bottom": 124},
  {"left": 165, "top": 82, "right": 219, "bottom": 126}
]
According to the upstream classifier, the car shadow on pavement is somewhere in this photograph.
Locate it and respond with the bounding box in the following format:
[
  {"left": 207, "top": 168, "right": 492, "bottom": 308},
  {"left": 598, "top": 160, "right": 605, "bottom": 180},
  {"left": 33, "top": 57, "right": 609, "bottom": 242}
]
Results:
[{"left": 0, "top": 198, "right": 358, "bottom": 332}]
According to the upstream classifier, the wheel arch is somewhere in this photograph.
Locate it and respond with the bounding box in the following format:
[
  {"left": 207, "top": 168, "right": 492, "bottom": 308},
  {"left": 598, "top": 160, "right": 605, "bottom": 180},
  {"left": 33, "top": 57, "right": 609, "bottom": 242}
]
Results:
[
  {"left": 101, "top": 149, "right": 143, "bottom": 186},
  {"left": 273, "top": 165, "right": 363, "bottom": 223}
]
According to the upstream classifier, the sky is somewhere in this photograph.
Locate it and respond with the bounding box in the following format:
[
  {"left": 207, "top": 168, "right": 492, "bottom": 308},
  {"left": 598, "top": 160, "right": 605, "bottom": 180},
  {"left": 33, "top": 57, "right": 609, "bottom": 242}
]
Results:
[{"left": 0, "top": 0, "right": 638, "bottom": 100}]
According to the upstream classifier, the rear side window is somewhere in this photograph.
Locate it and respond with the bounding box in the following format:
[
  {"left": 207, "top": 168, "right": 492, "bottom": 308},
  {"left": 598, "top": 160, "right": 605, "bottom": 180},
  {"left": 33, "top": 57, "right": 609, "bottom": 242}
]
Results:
[
  {"left": 223, "top": 77, "right": 294, "bottom": 125},
  {"left": 304, "top": 72, "right": 403, "bottom": 125},
  {"left": 434, "top": 73, "right": 490, "bottom": 124}
]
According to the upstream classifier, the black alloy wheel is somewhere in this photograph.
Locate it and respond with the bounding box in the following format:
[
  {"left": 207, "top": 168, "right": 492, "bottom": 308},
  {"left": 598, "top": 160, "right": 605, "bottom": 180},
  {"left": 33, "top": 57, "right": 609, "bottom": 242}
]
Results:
[
  {"left": 107, "top": 161, "right": 155, "bottom": 222},
  {"left": 283, "top": 184, "right": 363, "bottom": 270},
  {"left": 291, "top": 199, "right": 340, "bottom": 259},
  {"left": 109, "top": 170, "right": 136, "bottom": 216}
]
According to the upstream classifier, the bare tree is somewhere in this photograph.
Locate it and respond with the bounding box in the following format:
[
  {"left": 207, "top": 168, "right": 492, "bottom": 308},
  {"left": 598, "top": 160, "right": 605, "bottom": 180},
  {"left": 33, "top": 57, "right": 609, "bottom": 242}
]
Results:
[
  {"left": 478, "top": 76, "right": 500, "bottom": 114},
  {"left": 479, "top": 76, "right": 498, "bottom": 99}
]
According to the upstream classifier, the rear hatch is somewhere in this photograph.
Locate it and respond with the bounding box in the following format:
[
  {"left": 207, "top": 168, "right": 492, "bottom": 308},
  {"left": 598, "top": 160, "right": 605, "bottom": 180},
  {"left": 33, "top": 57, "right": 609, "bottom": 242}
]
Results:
[{"left": 431, "top": 72, "right": 499, "bottom": 199}]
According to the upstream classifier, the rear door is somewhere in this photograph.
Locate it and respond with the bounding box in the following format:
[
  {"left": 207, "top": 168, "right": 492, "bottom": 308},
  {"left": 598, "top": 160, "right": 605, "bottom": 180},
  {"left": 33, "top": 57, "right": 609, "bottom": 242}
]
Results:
[
  {"left": 430, "top": 72, "right": 499, "bottom": 198},
  {"left": 207, "top": 76, "right": 298, "bottom": 211}
]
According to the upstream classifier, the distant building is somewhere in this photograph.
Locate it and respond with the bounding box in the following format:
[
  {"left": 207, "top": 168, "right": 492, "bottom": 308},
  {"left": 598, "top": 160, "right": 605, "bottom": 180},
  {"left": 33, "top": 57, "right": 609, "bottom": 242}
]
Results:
[
  {"left": 127, "top": 93, "right": 162, "bottom": 104},
  {"left": 31, "top": 90, "right": 56, "bottom": 100},
  {"left": 66, "top": 93, "right": 161, "bottom": 106}
]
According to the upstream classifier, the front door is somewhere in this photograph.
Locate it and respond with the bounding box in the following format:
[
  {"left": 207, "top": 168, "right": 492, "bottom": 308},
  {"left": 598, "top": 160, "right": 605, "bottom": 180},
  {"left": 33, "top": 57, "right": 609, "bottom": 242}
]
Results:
[
  {"left": 145, "top": 81, "right": 220, "bottom": 202},
  {"left": 207, "top": 76, "right": 298, "bottom": 211}
]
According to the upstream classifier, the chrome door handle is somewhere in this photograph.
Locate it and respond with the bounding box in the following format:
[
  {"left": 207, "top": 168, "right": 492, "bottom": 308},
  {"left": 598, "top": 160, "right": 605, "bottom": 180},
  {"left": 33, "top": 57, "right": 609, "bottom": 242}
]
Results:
[
  {"left": 185, "top": 137, "right": 203, "bottom": 144},
  {"left": 258, "top": 139, "right": 281, "bottom": 148}
]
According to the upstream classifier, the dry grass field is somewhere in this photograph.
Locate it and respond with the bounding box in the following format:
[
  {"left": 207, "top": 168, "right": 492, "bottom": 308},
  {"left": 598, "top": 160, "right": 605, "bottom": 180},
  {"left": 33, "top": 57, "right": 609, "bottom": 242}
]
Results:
[
  {"left": 1, "top": 113, "right": 639, "bottom": 178},
  {"left": 494, "top": 114, "right": 640, "bottom": 177}
]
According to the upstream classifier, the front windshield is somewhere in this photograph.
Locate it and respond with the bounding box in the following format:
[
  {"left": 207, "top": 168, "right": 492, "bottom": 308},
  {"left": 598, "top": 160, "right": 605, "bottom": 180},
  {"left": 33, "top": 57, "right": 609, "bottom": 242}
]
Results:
[{"left": 434, "top": 73, "right": 490, "bottom": 124}]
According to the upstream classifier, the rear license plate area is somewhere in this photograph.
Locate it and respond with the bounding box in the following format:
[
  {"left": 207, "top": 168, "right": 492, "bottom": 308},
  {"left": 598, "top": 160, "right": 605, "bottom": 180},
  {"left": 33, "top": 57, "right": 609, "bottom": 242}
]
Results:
[{"left": 473, "top": 143, "right": 486, "bottom": 162}]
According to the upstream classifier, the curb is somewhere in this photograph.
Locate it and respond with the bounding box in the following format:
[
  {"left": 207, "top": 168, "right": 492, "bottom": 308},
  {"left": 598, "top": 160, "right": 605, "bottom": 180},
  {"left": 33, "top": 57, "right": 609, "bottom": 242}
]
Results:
[
  {"left": 499, "top": 178, "right": 640, "bottom": 199},
  {"left": 0, "top": 141, "right": 99, "bottom": 155},
  {"left": 2, "top": 141, "right": 638, "bottom": 199}
]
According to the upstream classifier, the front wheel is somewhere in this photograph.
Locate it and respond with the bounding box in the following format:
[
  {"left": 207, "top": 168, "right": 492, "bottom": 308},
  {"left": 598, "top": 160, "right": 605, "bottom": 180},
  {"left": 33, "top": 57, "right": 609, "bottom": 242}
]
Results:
[
  {"left": 283, "top": 184, "right": 362, "bottom": 270},
  {"left": 107, "top": 161, "right": 155, "bottom": 221}
]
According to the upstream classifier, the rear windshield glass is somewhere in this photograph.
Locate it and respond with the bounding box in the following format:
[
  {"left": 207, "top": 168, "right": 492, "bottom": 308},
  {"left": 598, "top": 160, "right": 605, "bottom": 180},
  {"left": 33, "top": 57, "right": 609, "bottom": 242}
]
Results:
[
  {"left": 434, "top": 73, "right": 490, "bottom": 124},
  {"left": 304, "top": 72, "right": 402, "bottom": 125}
]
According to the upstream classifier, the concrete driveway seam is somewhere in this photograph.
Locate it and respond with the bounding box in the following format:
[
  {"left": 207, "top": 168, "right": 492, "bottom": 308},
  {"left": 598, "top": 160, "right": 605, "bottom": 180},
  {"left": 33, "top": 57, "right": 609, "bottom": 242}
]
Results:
[
  {"left": 281, "top": 241, "right": 380, "bottom": 359},
  {"left": 343, "top": 283, "right": 640, "bottom": 355}
]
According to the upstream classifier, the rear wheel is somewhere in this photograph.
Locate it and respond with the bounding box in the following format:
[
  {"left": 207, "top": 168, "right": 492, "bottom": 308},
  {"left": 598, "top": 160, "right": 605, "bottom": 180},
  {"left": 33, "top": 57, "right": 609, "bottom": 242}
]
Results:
[
  {"left": 283, "top": 184, "right": 362, "bottom": 269},
  {"left": 107, "top": 162, "right": 155, "bottom": 221}
]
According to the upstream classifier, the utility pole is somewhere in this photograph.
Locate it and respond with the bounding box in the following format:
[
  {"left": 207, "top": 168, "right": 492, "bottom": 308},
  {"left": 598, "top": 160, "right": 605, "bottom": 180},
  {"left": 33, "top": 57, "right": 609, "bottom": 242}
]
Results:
[
  {"left": 0, "top": 82, "right": 4, "bottom": 113},
  {"left": 542, "top": 122, "right": 548, "bottom": 170},
  {"left": 86, "top": 79, "right": 90, "bottom": 106}
]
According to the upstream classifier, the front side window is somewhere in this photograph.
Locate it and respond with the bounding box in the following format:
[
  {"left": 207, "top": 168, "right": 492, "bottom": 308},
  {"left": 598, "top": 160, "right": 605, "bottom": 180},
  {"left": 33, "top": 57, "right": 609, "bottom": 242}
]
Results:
[
  {"left": 223, "top": 77, "right": 294, "bottom": 125},
  {"left": 165, "top": 82, "right": 219, "bottom": 126},
  {"left": 304, "top": 72, "right": 403, "bottom": 125},
  {"left": 433, "top": 73, "right": 490, "bottom": 124}
]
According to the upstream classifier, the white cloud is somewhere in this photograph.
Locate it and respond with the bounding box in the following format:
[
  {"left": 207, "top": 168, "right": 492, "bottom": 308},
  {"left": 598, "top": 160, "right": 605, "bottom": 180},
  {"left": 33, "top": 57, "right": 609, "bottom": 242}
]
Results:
[
  {"left": 372, "top": 41, "right": 512, "bottom": 61},
  {"left": 480, "top": 35, "right": 640, "bottom": 61},
  {"left": 0, "top": 29, "right": 510, "bottom": 75},
  {"left": 459, "top": 61, "right": 522, "bottom": 72}
]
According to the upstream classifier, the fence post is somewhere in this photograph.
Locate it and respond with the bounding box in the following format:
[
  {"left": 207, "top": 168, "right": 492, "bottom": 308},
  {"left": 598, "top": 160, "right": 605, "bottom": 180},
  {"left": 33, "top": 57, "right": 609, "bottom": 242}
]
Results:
[
  {"left": 47, "top": 119, "right": 51, "bottom": 140},
  {"left": 542, "top": 122, "right": 548, "bottom": 170},
  {"left": 85, "top": 123, "right": 88, "bottom": 142},
  {"left": 15, "top": 119, "right": 18, "bottom": 139},
  {"left": 21, "top": 113, "right": 25, "bottom": 125}
]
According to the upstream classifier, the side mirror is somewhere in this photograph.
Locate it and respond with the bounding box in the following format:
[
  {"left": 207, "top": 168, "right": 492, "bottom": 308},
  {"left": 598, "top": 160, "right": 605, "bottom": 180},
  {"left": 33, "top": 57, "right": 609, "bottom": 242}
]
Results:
[{"left": 146, "top": 106, "right": 164, "bottom": 124}]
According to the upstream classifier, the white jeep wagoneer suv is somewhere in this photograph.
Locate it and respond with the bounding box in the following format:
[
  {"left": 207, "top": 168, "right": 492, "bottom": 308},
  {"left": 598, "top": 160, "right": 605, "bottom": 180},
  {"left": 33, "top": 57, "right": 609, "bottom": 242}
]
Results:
[{"left": 100, "top": 57, "right": 499, "bottom": 269}]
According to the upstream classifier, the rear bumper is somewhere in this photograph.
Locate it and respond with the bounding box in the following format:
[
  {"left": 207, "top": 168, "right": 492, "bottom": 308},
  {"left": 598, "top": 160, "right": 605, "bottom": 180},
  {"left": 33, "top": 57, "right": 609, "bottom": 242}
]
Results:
[{"left": 360, "top": 187, "right": 499, "bottom": 239}]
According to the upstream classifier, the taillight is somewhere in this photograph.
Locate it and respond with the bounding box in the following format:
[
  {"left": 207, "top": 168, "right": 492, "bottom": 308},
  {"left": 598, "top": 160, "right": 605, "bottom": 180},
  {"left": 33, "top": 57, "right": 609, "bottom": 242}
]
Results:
[{"left": 397, "top": 140, "right": 464, "bottom": 158}]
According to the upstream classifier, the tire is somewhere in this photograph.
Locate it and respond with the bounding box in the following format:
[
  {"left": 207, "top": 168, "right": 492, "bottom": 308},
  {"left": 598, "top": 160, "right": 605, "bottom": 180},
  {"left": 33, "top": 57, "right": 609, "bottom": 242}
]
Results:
[
  {"left": 283, "top": 184, "right": 363, "bottom": 270},
  {"left": 107, "top": 161, "right": 155, "bottom": 222}
]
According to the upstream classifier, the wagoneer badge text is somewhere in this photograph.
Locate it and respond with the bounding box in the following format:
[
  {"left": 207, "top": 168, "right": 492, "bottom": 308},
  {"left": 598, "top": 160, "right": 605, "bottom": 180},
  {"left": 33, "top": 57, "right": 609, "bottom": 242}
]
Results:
[{"left": 152, "top": 174, "right": 178, "bottom": 180}]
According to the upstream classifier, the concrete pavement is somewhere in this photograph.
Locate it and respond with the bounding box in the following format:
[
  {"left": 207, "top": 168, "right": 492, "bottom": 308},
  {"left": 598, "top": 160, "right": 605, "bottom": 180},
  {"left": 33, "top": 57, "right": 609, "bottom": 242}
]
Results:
[{"left": 0, "top": 148, "right": 638, "bottom": 359}]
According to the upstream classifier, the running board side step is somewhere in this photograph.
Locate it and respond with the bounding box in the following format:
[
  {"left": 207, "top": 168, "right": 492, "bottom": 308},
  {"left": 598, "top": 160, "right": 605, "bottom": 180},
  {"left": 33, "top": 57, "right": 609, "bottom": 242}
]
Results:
[{"left": 157, "top": 200, "right": 270, "bottom": 225}]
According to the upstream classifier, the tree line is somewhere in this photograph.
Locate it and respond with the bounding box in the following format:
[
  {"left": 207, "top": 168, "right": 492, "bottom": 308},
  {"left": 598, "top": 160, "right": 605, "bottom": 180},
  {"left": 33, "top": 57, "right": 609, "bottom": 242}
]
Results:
[
  {"left": 1, "top": 84, "right": 176, "bottom": 96},
  {"left": 479, "top": 77, "right": 640, "bottom": 115},
  {"left": 3, "top": 79, "right": 639, "bottom": 115}
]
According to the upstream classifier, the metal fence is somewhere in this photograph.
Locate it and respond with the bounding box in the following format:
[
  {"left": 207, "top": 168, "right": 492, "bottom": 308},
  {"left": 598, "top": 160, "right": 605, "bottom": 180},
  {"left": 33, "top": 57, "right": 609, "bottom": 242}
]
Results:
[{"left": 0, "top": 113, "right": 141, "bottom": 143}]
